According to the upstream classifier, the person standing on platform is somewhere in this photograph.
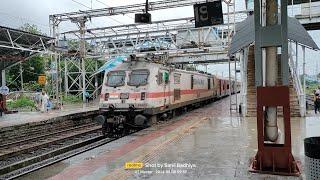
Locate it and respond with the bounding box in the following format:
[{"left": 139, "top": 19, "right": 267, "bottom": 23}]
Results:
[
  {"left": 41, "top": 91, "right": 49, "bottom": 113},
  {"left": 315, "top": 86, "right": 320, "bottom": 96},
  {"left": 314, "top": 87, "right": 320, "bottom": 114},
  {"left": 84, "top": 91, "right": 90, "bottom": 103},
  {"left": 35, "top": 90, "right": 41, "bottom": 111}
]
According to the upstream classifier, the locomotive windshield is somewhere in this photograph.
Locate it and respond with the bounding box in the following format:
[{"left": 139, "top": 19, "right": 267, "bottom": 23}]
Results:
[
  {"left": 107, "top": 71, "right": 126, "bottom": 87},
  {"left": 128, "top": 69, "right": 149, "bottom": 87}
]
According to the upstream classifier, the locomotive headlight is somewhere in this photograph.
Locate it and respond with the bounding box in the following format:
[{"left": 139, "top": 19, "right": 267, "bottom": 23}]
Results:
[
  {"left": 141, "top": 92, "right": 146, "bottom": 100},
  {"left": 105, "top": 93, "right": 109, "bottom": 101}
]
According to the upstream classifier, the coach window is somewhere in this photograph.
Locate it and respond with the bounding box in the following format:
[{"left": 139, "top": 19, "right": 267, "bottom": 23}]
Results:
[
  {"left": 208, "top": 78, "right": 211, "bottom": 90},
  {"left": 174, "top": 73, "right": 181, "bottom": 84},
  {"left": 128, "top": 69, "right": 149, "bottom": 87},
  {"left": 191, "top": 75, "right": 194, "bottom": 89},
  {"left": 157, "top": 72, "right": 163, "bottom": 84}
]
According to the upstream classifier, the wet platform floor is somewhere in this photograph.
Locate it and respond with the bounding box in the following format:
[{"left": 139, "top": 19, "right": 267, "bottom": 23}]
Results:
[
  {"left": 19, "top": 96, "right": 320, "bottom": 180},
  {"left": 0, "top": 103, "right": 98, "bottom": 128}
]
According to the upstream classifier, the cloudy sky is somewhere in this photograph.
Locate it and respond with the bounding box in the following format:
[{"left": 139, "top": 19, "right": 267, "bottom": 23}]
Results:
[{"left": 0, "top": 0, "right": 319, "bottom": 76}]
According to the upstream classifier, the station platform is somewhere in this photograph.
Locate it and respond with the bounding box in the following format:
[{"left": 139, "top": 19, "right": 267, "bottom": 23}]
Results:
[
  {"left": 0, "top": 103, "right": 99, "bottom": 128},
  {"left": 18, "top": 96, "right": 320, "bottom": 180}
]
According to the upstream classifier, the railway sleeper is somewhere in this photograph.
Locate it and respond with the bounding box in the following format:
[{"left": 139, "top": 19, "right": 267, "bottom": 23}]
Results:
[
  {"left": 0, "top": 127, "right": 100, "bottom": 161},
  {"left": 0, "top": 135, "right": 104, "bottom": 176}
]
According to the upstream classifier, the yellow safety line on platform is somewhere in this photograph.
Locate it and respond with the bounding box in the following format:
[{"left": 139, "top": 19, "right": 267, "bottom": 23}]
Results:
[{"left": 103, "top": 116, "right": 209, "bottom": 180}]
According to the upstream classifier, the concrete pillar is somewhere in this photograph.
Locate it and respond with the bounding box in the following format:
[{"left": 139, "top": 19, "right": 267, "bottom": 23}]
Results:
[{"left": 303, "top": 46, "right": 306, "bottom": 116}]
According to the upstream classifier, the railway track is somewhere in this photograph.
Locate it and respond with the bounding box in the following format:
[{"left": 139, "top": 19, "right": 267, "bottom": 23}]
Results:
[
  {"left": 0, "top": 125, "right": 103, "bottom": 179},
  {"left": 0, "top": 123, "right": 97, "bottom": 149},
  {"left": 0, "top": 118, "right": 93, "bottom": 145},
  {"left": 0, "top": 96, "right": 232, "bottom": 179},
  {"left": 0, "top": 115, "right": 139, "bottom": 180},
  {"left": 0, "top": 114, "right": 109, "bottom": 180}
]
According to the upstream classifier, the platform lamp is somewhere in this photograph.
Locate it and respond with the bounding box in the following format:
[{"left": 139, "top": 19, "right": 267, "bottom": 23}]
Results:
[{"left": 249, "top": 0, "right": 300, "bottom": 176}]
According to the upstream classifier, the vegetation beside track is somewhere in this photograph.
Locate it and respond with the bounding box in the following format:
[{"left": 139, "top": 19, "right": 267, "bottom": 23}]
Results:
[
  {"left": 62, "top": 95, "right": 83, "bottom": 104},
  {"left": 6, "top": 96, "right": 36, "bottom": 111}
]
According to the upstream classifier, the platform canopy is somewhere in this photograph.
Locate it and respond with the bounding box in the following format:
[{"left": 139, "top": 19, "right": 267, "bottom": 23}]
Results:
[
  {"left": 0, "top": 26, "right": 53, "bottom": 70},
  {"left": 228, "top": 15, "right": 319, "bottom": 55}
]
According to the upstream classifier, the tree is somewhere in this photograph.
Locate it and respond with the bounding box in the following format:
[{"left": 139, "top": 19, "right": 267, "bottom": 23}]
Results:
[
  {"left": 6, "top": 24, "right": 47, "bottom": 91},
  {"left": 19, "top": 23, "right": 46, "bottom": 35}
]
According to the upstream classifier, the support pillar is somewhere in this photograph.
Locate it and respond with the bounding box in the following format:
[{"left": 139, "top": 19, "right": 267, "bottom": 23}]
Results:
[
  {"left": 79, "top": 18, "right": 87, "bottom": 103},
  {"left": 229, "top": 55, "right": 232, "bottom": 111},
  {"left": 240, "top": 49, "right": 248, "bottom": 116},
  {"left": 95, "top": 60, "right": 98, "bottom": 99},
  {"left": 302, "top": 46, "right": 306, "bottom": 116},
  {"left": 51, "top": 19, "right": 61, "bottom": 109},
  {"left": 1, "top": 70, "right": 5, "bottom": 87},
  {"left": 20, "top": 62, "right": 24, "bottom": 91},
  {"left": 296, "top": 42, "right": 298, "bottom": 74},
  {"left": 235, "top": 54, "right": 238, "bottom": 112},
  {"left": 250, "top": 0, "right": 300, "bottom": 176},
  {"left": 64, "top": 58, "right": 69, "bottom": 96}
]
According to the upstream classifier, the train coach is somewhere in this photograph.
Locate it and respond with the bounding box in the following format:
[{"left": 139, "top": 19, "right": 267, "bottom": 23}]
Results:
[{"left": 95, "top": 58, "right": 239, "bottom": 136}]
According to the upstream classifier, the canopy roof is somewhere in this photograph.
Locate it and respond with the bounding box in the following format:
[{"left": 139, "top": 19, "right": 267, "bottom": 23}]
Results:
[
  {"left": 228, "top": 15, "right": 319, "bottom": 55},
  {"left": 0, "top": 26, "right": 53, "bottom": 69}
]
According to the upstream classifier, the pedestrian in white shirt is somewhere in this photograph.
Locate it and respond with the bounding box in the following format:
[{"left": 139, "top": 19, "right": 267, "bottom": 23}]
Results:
[{"left": 41, "top": 91, "right": 49, "bottom": 113}]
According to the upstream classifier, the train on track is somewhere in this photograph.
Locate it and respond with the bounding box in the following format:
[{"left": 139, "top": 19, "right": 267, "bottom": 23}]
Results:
[{"left": 95, "top": 56, "right": 240, "bottom": 136}]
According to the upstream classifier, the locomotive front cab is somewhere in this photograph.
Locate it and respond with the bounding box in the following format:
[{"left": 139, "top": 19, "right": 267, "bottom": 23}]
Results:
[
  {"left": 101, "top": 69, "right": 150, "bottom": 109},
  {"left": 98, "top": 67, "right": 153, "bottom": 136}
]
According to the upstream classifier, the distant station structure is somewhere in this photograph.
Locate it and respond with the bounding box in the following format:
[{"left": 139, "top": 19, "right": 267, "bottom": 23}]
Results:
[
  {"left": 49, "top": 0, "right": 239, "bottom": 104},
  {"left": 49, "top": 0, "right": 320, "bottom": 110}
]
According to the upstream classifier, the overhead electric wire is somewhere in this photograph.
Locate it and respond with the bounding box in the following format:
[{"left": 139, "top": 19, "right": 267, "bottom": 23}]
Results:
[
  {"left": 94, "top": 0, "right": 130, "bottom": 24},
  {"left": 71, "top": 0, "right": 126, "bottom": 25},
  {"left": 95, "top": 0, "right": 134, "bottom": 20},
  {"left": 71, "top": 0, "right": 92, "bottom": 9}
]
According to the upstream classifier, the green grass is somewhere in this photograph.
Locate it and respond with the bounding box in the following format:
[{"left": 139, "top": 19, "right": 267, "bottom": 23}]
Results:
[
  {"left": 62, "top": 95, "right": 83, "bottom": 104},
  {"left": 7, "top": 96, "right": 36, "bottom": 110}
]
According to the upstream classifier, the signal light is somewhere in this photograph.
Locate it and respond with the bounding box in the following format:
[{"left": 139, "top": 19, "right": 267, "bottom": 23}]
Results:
[{"left": 135, "top": 13, "right": 151, "bottom": 24}]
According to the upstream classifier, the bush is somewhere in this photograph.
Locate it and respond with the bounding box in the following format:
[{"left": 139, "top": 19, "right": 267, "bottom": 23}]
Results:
[
  {"left": 23, "top": 81, "right": 44, "bottom": 92},
  {"left": 62, "top": 95, "right": 82, "bottom": 104},
  {"left": 7, "top": 96, "right": 36, "bottom": 110}
]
